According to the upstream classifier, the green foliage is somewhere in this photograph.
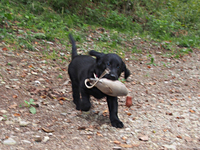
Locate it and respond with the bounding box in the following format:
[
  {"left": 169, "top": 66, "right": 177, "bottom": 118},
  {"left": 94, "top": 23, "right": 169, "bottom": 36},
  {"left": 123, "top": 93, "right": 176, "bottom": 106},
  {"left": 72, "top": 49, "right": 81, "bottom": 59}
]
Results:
[
  {"left": 0, "top": 0, "right": 199, "bottom": 57},
  {"left": 24, "top": 99, "right": 37, "bottom": 114}
]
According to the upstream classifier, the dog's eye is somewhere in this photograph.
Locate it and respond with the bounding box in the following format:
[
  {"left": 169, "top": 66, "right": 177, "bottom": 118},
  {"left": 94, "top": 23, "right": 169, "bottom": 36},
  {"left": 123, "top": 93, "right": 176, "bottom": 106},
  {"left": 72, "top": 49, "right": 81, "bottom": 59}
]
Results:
[{"left": 107, "top": 62, "right": 110, "bottom": 66}]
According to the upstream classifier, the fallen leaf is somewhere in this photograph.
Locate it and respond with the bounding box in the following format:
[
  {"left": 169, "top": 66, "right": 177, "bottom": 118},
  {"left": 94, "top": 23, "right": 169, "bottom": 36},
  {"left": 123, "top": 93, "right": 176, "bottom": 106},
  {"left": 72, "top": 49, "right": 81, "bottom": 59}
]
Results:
[
  {"left": 176, "top": 116, "right": 185, "bottom": 119},
  {"left": 58, "top": 97, "right": 68, "bottom": 101},
  {"left": 147, "top": 82, "right": 156, "bottom": 85},
  {"left": 127, "top": 112, "right": 132, "bottom": 116},
  {"left": 28, "top": 65, "right": 33, "bottom": 68},
  {"left": 2, "top": 47, "right": 8, "bottom": 51},
  {"left": 8, "top": 103, "right": 18, "bottom": 109},
  {"left": 96, "top": 132, "right": 103, "bottom": 137},
  {"left": 147, "top": 66, "right": 151, "bottom": 69},
  {"left": 59, "top": 100, "right": 63, "bottom": 105},
  {"left": 163, "top": 129, "right": 168, "bottom": 132},
  {"left": 41, "top": 127, "right": 54, "bottom": 133},
  {"left": 122, "top": 137, "right": 127, "bottom": 140},
  {"left": 189, "top": 109, "right": 195, "bottom": 113},
  {"left": 78, "top": 126, "right": 86, "bottom": 130},
  {"left": 113, "top": 140, "right": 121, "bottom": 144},
  {"left": 87, "top": 136, "right": 92, "bottom": 139},
  {"left": 14, "top": 113, "right": 20, "bottom": 117},
  {"left": 103, "top": 109, "right": 108, "bottom": 116},
  {"left": 12, "top": 95, "right": 18, "bottom": 98},
  {"left": 177, "top": 135, "right": 182, "bottom": 139},
  {"left": 166, "top": 112, "right": 173, "bottom": 115},
  {"left": 119, "top": 144, "right": 134, "bottom": 148}
]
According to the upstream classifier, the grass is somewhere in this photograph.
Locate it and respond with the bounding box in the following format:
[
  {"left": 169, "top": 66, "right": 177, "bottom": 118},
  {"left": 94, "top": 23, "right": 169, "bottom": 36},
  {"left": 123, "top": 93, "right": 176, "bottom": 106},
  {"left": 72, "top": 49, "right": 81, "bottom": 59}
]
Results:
[{"left": 0, "top": 0, "right": 199, "bottom": 61}]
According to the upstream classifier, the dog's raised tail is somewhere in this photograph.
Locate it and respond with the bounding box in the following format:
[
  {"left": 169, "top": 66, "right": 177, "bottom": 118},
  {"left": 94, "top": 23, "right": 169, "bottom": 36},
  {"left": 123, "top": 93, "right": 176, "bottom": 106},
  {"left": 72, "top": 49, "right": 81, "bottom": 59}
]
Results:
[{"left": 69, "top": 34, "right": 77, "bottom": 59}]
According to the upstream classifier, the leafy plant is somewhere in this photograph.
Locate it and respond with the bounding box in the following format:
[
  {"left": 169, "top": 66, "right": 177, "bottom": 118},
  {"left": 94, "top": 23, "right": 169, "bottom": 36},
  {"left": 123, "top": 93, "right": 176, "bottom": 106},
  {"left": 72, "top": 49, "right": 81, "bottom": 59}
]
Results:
[
  {"left": 147, "top": 55, "right": 157, "bottom": 66},
  {"left": 24, "top": 99, "right": 37, "bottom": 114}
]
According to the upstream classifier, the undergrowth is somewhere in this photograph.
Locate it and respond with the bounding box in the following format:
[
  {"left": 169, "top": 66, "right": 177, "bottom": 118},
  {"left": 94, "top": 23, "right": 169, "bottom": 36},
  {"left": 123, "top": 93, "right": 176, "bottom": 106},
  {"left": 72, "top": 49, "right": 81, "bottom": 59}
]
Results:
[{"left": 0, "top": 0, "right": 199, "bottom": 59}]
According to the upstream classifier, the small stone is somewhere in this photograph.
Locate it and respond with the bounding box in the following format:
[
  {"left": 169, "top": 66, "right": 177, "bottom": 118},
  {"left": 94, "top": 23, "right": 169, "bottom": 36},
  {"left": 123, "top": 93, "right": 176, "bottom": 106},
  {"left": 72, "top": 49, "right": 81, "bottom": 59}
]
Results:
[
  {"left": 113, "top": 146, "right": 122, "bottom": 150},
  {"left": 43, "top": 136, "right": 50, "bottom": 143},
  {"left": 20, "top": 121, "right": 29, "bottom": 127},
  {"left": 0, "top": 110, "right": 7, "bottom": 113},
  {"left": 139, "top": 135, "right": 149, "bottom": 141},
  {"left": 21, "top": 140, "right": 31, "bottom": 144},
  {"left": 162, "top": 144, "right": 176, "bottom": 150},
  {"left": 60, "top": 113, "right": 67, "bottom": 116},
  {"left": 2, "top": 138, "right": 17, "bottom": 145},
  {"left": 0, "top": 117, "right": 4, "bottom": 121},
  {"left": 60, "top": 52, "right": 65, "bottom": 56},
  {"left": 100, "top": 124, "right": 109, "bottom": 130},
  {"left": 5, "top": 121, "right": 14, "bottom": 125},
  {"left": 34, "top": 135, "right": 42, "bottom": 142}
]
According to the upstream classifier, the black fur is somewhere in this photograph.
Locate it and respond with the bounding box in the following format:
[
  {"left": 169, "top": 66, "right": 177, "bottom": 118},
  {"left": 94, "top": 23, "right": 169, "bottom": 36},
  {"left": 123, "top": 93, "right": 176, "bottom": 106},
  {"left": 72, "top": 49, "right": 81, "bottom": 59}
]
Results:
[{"left": 68, "top": 34, "right": 130, "bottom": 128}]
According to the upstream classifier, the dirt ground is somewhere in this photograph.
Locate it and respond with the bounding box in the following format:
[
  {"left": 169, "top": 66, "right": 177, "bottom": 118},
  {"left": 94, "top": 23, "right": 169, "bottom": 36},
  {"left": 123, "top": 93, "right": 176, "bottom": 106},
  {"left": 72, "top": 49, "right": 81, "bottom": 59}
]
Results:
[{"left": 0, "top": 41, "right": 199, "bottom": 150}]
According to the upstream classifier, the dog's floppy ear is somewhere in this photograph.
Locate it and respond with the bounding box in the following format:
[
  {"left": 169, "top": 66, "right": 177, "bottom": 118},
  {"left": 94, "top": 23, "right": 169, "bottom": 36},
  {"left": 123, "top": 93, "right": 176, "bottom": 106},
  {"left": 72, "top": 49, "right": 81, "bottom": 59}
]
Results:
[
  {"left": 89, "top": 50, "right": 105, "bottom": 65},
  {"left": 122, "top": 62, "right": 130, "bottom": 79}
]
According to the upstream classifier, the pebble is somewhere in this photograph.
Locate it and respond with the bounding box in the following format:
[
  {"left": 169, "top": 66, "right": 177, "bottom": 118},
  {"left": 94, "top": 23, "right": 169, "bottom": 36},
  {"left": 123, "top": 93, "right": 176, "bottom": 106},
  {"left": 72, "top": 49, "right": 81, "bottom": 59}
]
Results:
[
  {"left": 34, "top": 135, "right": 42, "bottom": 142},
  {"left": 162, "top": 144, "right": 176, "bottom": 150},
  {"left": 5, "top": 121, "right": 14, "bottom": 125},
  {"left": 19, "top": 121, "right": 29, "bottom": 127},
  {"left": 0, "top": 110, "right": 7, "bottom": 113},
  {"left": 21, "top": 140, "right": 31, "bottom": 144},
  {"left": 60, "top": 113, "right": 67, "bottom": 116},
  {"left": 2, "top": 138, "right": 17, "bottom": 145},
  {"left": 43, "top": 136, "right": 50, "bottom": 143},
  {"left": 113, "top": 147, "right": 122, "bottom": 150},
  {"left": 139, "top": 135, "right": 149, "bottom": 141}
]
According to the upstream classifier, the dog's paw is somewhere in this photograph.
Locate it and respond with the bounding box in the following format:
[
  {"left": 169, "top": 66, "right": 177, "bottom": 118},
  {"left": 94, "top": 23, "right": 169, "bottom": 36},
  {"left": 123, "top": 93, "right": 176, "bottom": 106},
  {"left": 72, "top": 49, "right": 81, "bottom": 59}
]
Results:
[
  {"left": 111, "top": 120, "right": 124, "bottom": 128},
  {"left": 80, "top": 101, "right": 91, "bottom": 111}
]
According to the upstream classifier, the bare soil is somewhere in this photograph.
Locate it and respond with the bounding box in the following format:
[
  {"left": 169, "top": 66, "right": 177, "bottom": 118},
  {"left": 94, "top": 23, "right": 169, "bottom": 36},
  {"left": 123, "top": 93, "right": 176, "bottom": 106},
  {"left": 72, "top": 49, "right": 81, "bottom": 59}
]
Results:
[{"left": 0, "top": 42, "right": 199, "bottom": 150}]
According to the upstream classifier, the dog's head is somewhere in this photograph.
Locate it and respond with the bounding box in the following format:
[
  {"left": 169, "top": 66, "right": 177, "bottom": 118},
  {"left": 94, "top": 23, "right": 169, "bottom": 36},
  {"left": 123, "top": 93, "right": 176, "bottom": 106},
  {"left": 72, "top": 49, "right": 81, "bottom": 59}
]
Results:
[{"left": 89, "top": 50, "right": 130, "bottom": 80}]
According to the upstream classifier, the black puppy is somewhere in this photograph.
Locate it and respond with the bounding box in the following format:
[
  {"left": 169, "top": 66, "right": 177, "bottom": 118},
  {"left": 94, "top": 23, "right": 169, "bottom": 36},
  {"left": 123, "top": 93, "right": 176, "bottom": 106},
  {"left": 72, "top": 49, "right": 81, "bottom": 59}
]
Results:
[{"left": 68, "top": 34, "right": 130, "bottom": 128}]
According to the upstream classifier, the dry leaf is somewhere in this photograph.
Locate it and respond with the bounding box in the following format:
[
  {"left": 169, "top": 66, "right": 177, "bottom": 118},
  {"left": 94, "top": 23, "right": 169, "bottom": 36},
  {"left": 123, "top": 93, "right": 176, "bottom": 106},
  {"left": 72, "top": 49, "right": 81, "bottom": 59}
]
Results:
[
  {"left": 78, "top": 126, "right": 86, "bottom": 130},
  {"left": 177, "top": 135, "right": 182, "bottom": 139},
  {"left": 113, "top": 140, "right": 120, "bottom": 144},
  {"left": 12, "top": 95, "right": 18, "bottom": 98},
  {"left": 14, "top": 113, "right": 20, "bottom": 117},
  {"left": 189, "top": 109, "right": 195, "bottom": 113},
  {"left": 59, "top": 100, "right": 63, "bottom": 105},
  {"left": 163, "top": 129, "right": 168, "bottom": 132},
  {"left": 119, "top": 144, "right": 134, "bottom": 148},
  {"left": 127, "top": 112, "right": 132, "bottom": 116},
  {"left": 41, "top": 127, "right": 54, "bottom": 133},
  {"left": 103, "top": 109, "right": 108, "bottom": 116},
  {"left": 2, "top": 47, "right": 8, "bottom": 51},
  {"left": 58, "top": 97, "right": 68, "bottom": 101},
  {"left": 28, "top": 65, "right": 33, "bottom": 68},
  {"left": 87, "top": 136, "right": 92, "bottom": 139},
  {"left": 8, "top": 103, "right": 17, "bottom": 109},
  {"left": 96, "top": 132, "right": 103, "bottom": 137},
  {"left": 122, "top": 137, "right": 127, "bottom": 140}
]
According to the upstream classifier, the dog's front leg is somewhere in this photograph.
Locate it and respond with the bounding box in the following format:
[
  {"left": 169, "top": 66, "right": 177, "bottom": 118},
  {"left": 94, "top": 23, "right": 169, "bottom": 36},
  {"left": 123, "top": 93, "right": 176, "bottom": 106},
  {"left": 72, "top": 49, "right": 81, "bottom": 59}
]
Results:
[
  {"left": 80, "top": 89, "right": 91, "bottom": 111},
  {"left": 106, "top": 96, "right": 124, "bottom": 128}
]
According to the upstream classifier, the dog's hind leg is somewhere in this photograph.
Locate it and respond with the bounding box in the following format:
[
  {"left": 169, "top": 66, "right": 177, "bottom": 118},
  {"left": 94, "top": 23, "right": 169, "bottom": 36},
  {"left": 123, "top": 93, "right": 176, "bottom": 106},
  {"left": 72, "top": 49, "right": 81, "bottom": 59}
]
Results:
[{"left": 71, "top": 82, "right": 81, "bottom": 110}]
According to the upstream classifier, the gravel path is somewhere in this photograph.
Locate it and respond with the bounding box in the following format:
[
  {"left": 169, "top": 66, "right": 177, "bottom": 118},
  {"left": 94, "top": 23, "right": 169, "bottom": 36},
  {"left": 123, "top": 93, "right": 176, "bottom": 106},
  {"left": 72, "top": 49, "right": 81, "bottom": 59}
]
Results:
[{"left": 0, "top": 46, "right": 199, "bottom": 150}]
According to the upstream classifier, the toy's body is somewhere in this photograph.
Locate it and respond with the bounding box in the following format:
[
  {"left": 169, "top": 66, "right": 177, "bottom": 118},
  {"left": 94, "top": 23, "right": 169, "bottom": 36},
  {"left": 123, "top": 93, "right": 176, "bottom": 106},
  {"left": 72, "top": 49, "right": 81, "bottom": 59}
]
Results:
[{"left": 85, "top": 77, "right": 128, "bottom": 97}]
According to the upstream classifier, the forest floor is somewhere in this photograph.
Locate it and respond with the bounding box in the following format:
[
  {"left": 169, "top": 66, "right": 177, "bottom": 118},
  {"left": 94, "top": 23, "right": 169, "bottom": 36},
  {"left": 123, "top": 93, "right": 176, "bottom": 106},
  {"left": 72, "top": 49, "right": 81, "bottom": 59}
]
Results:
[{"left": 0, "top": 37, "right": 200, "bottom": 150}]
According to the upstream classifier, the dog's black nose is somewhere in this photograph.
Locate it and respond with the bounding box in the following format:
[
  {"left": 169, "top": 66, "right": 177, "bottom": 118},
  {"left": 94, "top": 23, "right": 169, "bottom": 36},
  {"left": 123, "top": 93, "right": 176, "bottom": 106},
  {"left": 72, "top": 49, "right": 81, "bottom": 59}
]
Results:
[{"left": 110, "top": 73, "right": 117, "bottom": 80}]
